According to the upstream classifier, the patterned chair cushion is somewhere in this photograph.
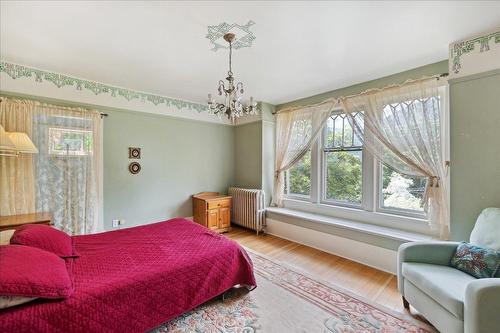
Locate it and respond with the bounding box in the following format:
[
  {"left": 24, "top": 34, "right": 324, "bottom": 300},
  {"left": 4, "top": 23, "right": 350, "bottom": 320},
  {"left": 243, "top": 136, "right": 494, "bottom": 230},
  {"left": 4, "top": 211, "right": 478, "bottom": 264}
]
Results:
[{"left": 450, "top": 242, "right": 500, "bottom": 279}]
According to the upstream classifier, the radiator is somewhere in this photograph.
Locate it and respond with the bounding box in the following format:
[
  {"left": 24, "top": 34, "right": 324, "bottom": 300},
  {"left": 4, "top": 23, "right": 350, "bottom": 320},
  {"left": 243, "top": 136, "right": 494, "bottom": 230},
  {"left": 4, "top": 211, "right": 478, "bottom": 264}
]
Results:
[{"left": 228, "top": 187, "right": 266, "bottom": 235}]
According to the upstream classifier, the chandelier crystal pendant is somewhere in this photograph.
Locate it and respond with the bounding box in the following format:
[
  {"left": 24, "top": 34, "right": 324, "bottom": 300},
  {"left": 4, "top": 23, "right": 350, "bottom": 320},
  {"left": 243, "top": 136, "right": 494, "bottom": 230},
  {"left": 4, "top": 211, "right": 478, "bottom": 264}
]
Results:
[{"left": 208, "top": 33, "right": 258, "bottom": 122}]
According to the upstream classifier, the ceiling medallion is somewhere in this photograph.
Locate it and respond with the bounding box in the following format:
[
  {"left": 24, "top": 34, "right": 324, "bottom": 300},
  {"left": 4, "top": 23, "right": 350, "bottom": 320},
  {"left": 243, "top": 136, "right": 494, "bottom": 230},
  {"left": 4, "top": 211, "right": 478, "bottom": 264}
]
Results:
[
  {"left": 206, "top": 21, "right": 256, "bottom": 51},
  {"left": 207, "top": 33, "right": 258, "bottom": 122}
]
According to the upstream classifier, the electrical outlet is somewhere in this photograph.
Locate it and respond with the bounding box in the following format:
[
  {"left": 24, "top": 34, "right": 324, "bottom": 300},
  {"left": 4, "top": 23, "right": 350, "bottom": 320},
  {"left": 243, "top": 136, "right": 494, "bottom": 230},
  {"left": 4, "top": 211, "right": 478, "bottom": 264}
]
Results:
[
  {"left": 112, "top": 219, "right": 120, "bottom": 228},
  {"left": 118, "top": 219, "right": 125, "bottom": 226}
]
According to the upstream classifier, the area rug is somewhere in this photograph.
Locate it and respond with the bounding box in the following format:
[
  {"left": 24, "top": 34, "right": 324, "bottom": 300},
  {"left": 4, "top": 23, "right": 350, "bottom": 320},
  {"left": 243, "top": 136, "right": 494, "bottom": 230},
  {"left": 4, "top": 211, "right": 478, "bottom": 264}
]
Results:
[{"left": 153, "top": 250, "right": 436, "bottom": 333}]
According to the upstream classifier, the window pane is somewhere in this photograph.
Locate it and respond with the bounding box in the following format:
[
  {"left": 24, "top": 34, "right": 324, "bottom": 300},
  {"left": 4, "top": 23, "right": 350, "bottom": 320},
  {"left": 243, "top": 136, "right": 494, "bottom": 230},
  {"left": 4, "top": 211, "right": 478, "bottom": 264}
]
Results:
[
  {"left": 325, "top": 117, "right": 334, "bottom": 147},
  {"left": 49, "top": 127, "right": 93, "bottom": 156},
  {"left": 325, "top": 150, "right": 362, "bottom": 204},
  {"left": 381, "top": 165, "right": 426, "bottom": 212},
  {"left": 287, "top": 151, "right": 311, "bottom": 196},
  {"left": 325, "top": 112, "right": 363, "bottom": 150}
]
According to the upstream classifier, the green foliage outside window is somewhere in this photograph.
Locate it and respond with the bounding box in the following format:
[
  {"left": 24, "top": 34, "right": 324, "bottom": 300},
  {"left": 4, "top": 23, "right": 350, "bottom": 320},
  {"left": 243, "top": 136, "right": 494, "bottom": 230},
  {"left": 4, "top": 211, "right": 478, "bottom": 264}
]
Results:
[
  {"left": 325, "top": 151, "right": 362, "bottom": 203},
  {"left": 288, "top": 152, "right": 311, "bottom": 196}
]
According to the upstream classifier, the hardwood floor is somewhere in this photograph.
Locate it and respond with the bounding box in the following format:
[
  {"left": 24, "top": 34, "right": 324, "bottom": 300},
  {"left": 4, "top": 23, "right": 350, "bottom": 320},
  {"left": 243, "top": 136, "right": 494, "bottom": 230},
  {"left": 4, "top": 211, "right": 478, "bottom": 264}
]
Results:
[{"left": 225, "top": 226, "right": 415, "bottom": 317}]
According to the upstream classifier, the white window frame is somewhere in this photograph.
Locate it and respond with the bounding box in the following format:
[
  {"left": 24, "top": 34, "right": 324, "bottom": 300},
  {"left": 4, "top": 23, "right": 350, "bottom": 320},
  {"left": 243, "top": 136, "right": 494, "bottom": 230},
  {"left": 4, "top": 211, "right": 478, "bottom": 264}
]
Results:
[
  {"left": 319, "top": 110, "right": 365, "bottom": 209},
  {"left": 284, "top": 166, "right": 311, "bottom": 201},
  {"left": 375, "top": 162, "right": 428, "bottom": 220},
  {"left": 283, "top": 84, "right": 449, "bottom": 235}
]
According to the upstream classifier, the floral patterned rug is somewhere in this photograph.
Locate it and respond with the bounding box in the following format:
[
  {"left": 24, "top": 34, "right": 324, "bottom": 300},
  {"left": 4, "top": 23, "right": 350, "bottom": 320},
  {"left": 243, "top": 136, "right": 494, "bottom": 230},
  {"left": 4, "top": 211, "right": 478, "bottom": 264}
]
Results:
[{"left": 153, "top": 250, "right": 436, "bottom": 333}]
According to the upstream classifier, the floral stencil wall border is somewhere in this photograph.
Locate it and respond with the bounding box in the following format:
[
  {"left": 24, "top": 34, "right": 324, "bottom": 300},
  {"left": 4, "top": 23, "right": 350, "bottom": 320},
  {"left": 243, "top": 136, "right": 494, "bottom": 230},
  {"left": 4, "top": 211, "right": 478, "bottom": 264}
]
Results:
[
  {"left": 450, "top": 30, "right": 500, "bottom": 74},
  {"left": 0, "top": 61, "right": 207, "bottom": 113}
]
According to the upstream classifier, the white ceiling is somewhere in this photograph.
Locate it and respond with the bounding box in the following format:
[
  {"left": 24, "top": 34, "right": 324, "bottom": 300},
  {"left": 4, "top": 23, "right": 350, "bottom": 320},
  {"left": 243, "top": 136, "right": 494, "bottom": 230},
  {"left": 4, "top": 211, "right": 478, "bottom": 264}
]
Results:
[{"left": 1, "top": 1, "right": 500, "bottom": 105}]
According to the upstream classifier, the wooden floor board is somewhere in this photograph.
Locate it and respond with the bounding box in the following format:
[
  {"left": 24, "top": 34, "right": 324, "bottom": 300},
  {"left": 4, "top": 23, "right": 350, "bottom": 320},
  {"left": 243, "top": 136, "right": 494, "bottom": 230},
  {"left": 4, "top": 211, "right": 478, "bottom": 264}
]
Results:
[{"left": 224, "top": 226, "right": 422, "bottom": 318}]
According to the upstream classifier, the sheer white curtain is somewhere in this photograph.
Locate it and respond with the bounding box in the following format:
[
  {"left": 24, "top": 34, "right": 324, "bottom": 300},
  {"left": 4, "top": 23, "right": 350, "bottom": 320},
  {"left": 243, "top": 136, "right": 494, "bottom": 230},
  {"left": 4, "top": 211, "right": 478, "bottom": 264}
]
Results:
[
  {"left": 0, "top": 97, "right": 102, "bottom": 235},
  {"left": 272, "top": 101, "right": 335, "bottom": 207},
  {"left": 0, "top": 99, "right": 35, "bottom": 215},
  {"left": 341, "top": 78, "right": 449, "bottom": 238}
]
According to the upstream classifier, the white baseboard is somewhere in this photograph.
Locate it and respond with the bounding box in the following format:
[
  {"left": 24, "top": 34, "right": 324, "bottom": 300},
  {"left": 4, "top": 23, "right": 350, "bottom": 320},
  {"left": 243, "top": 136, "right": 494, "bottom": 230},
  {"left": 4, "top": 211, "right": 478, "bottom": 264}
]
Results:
[{"left": 266, "top": 218, "right": 397, "bottom": 274}]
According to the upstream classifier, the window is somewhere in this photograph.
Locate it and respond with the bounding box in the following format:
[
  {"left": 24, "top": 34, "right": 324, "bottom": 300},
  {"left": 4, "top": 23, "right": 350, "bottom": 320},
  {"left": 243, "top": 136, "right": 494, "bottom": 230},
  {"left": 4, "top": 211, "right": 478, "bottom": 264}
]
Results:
[
  {"left": 280, "top": 84, "right": 449, "bottom": 234},
  {"left": 322, "top": 112, "right": 363, "bottom": 205},
  {"left": 380, "top": 164, "right": 426, "bottom": 213},
  {"left": 283, "top": 87, "right": 447, "bottom": 230},
  {"left": 285, "top": 150, "right": 311, "bottom": 198},
  {"left": 49, "top": 127, "right": 93, "bottom": 156}
]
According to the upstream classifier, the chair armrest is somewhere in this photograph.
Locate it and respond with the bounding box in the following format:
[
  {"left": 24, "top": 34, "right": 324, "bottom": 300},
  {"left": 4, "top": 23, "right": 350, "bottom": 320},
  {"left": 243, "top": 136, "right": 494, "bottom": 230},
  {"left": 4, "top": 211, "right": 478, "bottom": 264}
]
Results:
[
  {"left": 397, "top": 241, "right": 460, "bottom": 294},
  {"left": 464, "top": 278, "right": 500, "bottom": 333}
]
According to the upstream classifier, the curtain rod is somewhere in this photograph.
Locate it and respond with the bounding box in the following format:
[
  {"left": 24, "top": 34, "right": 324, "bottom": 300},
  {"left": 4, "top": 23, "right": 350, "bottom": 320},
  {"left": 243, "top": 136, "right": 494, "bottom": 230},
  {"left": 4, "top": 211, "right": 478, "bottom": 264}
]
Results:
[
  {"left": 0, "top": 96, "right": 109, "bottom": 118},
  {"left": 272, "top": 73, "right": 449, "bottom": 115}
]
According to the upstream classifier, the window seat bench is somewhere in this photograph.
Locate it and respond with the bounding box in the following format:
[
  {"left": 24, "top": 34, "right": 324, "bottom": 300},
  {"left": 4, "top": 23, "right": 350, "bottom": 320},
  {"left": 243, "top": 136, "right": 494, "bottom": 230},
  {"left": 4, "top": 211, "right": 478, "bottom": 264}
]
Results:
[{"left": 266, "top": 207, "right": 434, "bottom": 252}]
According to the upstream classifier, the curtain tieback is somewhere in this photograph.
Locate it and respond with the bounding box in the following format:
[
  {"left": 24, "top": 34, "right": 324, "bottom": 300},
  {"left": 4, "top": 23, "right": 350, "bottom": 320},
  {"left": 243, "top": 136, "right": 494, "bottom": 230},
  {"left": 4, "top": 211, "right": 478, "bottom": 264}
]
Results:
[
  {"left": 429, "top": 176, "right": 440, "bottom": 188},
  {"left": 421, "top": 175, "right": 440, "bottom": 208}
]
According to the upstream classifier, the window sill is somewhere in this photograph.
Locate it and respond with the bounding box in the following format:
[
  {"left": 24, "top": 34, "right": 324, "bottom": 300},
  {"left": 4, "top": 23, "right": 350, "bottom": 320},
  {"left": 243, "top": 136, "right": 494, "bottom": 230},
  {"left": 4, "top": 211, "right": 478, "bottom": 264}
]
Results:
[
  {"left": 282, "top": 198, "right": 436, "bottom": 236},
  {"left": 266, "top": 206, "right": 435, "bottom": 250}
]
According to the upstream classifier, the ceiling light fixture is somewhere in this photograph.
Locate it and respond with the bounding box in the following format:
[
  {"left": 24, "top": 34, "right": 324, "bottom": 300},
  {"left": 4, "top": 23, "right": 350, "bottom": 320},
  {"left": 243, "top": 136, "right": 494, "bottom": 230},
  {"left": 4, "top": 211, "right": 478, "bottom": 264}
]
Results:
[{"left": 208, "top": 33, "right": 258, "bottom": 122}]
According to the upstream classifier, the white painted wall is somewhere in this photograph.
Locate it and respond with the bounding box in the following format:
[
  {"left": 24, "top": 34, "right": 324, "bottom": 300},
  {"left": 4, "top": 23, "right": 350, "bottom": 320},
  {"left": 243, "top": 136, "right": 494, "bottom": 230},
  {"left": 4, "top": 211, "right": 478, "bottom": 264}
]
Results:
[{"left": 266, "top": 218, "right": 398, "bottom": 274}]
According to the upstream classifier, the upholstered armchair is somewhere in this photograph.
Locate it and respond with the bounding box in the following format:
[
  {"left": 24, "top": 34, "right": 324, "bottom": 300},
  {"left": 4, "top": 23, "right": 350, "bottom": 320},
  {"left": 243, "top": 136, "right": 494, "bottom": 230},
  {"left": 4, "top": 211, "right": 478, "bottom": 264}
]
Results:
[{"left": 397, "top": 208, "right": 500, "bottom": 333}]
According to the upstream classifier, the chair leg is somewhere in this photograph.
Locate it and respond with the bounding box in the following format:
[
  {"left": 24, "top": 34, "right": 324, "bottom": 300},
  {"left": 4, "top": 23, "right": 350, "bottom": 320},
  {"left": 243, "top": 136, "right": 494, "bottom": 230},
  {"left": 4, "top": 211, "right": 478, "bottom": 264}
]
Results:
[{"left": 402, "top": 296, "right": 410, "bottom": 309}]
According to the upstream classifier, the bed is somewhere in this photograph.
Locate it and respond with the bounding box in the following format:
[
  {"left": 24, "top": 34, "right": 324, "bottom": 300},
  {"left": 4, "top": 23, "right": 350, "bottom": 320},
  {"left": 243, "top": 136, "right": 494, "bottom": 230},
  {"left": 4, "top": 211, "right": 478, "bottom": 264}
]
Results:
[{"left": 0, "top": 218, "right": 256, "bottom": 332}]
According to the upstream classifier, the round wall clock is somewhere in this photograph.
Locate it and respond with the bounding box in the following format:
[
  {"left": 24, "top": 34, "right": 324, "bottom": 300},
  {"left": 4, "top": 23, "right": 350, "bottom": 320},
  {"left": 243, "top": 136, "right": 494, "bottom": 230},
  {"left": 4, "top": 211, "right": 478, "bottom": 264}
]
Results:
[{"left": 128, "top": 162, "right": 141, "bottom": 174}]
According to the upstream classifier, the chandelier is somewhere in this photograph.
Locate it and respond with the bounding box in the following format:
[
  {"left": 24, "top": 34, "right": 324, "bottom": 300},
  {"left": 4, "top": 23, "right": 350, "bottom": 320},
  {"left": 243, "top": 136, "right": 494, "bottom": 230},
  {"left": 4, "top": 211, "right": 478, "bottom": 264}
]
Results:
[{"left": 207, "top": 33, "right": 258, "bottom": 121}]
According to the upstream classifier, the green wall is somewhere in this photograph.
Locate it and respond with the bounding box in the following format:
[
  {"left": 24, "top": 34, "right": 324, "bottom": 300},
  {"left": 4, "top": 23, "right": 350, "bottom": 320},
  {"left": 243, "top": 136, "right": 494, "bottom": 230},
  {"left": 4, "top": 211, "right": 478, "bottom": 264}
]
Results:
[
  {"left": 233, "top": 102, "right": 276, "bottom": 206},
  {"left": 234, "top": 121, "right": 262, "bottom": 189},
  {"left": 449, "top": 70, "right": 500, "bottom": 240},
  {"left": 103, "top": 109, "right": 235, "bottom": 230}
]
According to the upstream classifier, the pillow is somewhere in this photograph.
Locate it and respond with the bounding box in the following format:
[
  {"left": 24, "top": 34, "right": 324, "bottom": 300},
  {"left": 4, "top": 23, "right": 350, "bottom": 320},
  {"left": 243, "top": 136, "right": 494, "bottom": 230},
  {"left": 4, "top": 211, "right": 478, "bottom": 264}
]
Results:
[
  {"left": 0, "top": 245, "right": 74, "bottom": 300},
  {"left": 10, "top": 224, "right": 78, "bottom": 258},
  {"left": 450, "top": 242, "right": 500, "bottom": 279},
  {"left": 0, "top": 295, "right": 36, "bottom": 309},
  {"left": 470, "top": 207, "right": 500, "bottom": 251},
  {"left": 0, "top": 230, "right": 15, "bottom": 245}
]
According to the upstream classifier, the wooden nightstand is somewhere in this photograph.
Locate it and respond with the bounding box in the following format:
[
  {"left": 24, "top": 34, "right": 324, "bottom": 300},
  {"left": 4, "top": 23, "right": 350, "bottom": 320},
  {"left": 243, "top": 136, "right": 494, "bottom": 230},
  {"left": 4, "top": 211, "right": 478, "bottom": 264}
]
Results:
[
  {"left": 0, "top": 212, "right": 53, "bottom": 232},
  {"left": 192, "top": 192, "right": 231, "bottom": 233}
]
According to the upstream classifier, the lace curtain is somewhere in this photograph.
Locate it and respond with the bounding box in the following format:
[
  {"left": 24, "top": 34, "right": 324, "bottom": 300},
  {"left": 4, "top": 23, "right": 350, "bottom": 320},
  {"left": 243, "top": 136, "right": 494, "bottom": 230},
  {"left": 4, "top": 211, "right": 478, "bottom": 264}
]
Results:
[
  {"left": 341, "top": 78, "right": 449, "bottom": 238},
  {"left": 0, "top": 101, "right": 35, "bottom": 215},
  {"left": 272, "top": 102, "right": 335, "bottom": 207},
  {"left": 0, "top": 97, "right": 102, "bottom": 235}
]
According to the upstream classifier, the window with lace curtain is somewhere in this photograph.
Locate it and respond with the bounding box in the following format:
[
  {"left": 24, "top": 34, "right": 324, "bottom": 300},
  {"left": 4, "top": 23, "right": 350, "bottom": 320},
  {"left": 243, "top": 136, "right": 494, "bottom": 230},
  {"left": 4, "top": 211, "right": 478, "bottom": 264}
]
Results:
[
  {"left": 284, "top": 94, "right": 445, "bottom": 221},
  {"left": 0, "top": 97, "right": 102, "bottom": 235},
  {"left": 284, "top": 109, "right": 430, "bottom": 218}
]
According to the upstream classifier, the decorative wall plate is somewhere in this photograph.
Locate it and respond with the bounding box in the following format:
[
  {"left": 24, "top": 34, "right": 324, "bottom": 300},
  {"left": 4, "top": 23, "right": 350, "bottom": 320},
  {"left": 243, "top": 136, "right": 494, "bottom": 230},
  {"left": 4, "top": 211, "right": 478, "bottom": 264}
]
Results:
[
  {"left": 129, "top": 147, "right": 141, "bottom": 159},
  {"left": 129, "top": 162, "right": 141, "bottom": 174}
]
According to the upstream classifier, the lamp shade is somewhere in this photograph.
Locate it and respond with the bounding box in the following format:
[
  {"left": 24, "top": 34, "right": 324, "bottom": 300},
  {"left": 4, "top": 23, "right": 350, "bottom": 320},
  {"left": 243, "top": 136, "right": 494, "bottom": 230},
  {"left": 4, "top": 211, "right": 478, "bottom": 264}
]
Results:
[
  {"left": 7, "top": 132, "right": 39, "bottom": 154},
  {"left": 0, "top": 125, "right": 16, "bottom": 151}
]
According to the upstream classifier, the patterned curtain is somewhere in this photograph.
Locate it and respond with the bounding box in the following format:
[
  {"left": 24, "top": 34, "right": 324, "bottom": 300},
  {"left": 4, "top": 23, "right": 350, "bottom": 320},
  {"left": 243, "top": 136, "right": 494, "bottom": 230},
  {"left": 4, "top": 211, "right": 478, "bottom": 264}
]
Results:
[{"left": 0, "top": 97, "right": 102, "bottom": 235}]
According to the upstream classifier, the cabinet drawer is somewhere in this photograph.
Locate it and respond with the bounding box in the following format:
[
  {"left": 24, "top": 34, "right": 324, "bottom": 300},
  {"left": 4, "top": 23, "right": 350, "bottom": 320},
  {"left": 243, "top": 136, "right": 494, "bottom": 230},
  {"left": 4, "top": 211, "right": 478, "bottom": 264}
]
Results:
[{"left": 208, "top": 199, "right": 231, "bottom": 210}]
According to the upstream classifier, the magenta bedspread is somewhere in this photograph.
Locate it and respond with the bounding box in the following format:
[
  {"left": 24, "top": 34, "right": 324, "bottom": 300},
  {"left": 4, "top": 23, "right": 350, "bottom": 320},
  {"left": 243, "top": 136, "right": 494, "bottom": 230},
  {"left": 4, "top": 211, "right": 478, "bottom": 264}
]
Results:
[{"left": 0, "top": 218, "right": 256, "bottom": 333}]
